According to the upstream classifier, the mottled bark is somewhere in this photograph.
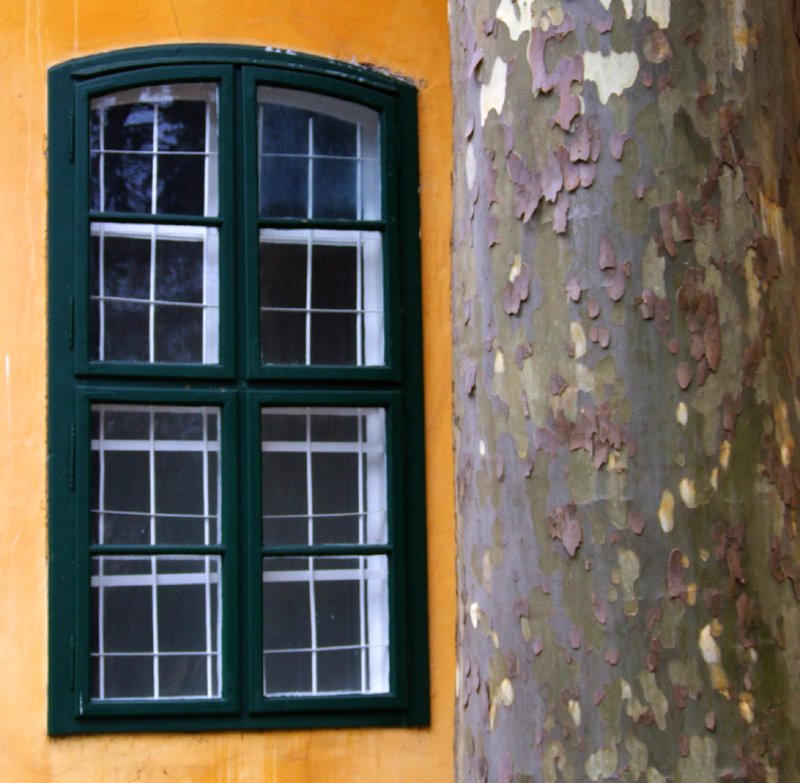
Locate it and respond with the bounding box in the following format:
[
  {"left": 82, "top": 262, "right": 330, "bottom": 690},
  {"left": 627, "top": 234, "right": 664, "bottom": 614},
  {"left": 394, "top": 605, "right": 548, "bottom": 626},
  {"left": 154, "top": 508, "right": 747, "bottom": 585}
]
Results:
[{"left": 450, "top": 1, "right": 800, "bottom": 781}]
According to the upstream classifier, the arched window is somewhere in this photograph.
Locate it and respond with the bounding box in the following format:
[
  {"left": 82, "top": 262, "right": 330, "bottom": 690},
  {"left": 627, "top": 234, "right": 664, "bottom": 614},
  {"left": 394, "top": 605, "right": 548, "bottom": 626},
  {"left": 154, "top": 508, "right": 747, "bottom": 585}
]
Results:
[{"left": 48, "top": 46, "right": 427, "bottom": 733}]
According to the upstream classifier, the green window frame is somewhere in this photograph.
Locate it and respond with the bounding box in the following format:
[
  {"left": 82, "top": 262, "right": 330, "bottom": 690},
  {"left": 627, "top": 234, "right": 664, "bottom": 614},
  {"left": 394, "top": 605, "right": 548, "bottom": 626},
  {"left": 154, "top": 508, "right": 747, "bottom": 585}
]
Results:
[{"left": 48, "top": 45, "right": 427, "bottom": 734}]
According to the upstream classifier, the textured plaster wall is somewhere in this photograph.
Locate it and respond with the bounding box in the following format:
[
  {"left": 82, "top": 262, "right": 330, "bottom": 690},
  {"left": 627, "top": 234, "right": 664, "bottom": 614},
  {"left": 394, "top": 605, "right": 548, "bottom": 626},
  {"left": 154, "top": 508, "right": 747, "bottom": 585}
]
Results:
[{"left": 0, "top": 1, "right": 454, "bottom": 780}]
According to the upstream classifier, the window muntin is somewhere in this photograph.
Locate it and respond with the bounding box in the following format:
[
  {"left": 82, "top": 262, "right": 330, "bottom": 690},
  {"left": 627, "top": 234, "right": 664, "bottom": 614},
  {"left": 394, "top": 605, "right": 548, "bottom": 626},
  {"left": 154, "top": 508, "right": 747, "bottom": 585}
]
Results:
[
  {"left": 257, "top": 88, "right": 380, "bottom": 221},
  {"left": 262, "top": 555, "right": 389, "bottom": 696},
  {"left": 90, "top": 224, "right": 220, "bottom": 363},
  {"left": 90, "top": 404, "right": 223, "bottom": 702},
  {"left": 259, "top": 230, "right": 383, "bottom": 366},
  {"left": 91, "top": 83, "right": 219, "bottom": 217},
  {"left": 49, "top": 49, "right": 426, "bottom": 734}
]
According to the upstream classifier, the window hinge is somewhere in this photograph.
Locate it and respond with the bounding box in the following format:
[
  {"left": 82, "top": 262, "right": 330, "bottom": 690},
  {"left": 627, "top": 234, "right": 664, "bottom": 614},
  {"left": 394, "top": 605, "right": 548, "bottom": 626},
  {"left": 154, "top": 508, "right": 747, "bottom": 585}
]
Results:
[
  {"left": 69, "top": 635, "right": 75, "bottom": 690},
  {"left": 69, "top": 109, "right": 75, "bottom": 163},
  {"left": 68, "top": 295, "right": 74, "bottom": 350},
  {"left": 69, "top": 422, "right": 75, "bottom": 491}
]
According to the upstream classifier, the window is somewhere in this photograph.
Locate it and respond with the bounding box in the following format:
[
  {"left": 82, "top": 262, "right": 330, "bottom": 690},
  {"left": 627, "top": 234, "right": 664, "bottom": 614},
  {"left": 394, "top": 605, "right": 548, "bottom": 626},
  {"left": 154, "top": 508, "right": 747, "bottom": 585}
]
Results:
[{"left": 48, "top": 46, "right": 427, "bottom": 733}]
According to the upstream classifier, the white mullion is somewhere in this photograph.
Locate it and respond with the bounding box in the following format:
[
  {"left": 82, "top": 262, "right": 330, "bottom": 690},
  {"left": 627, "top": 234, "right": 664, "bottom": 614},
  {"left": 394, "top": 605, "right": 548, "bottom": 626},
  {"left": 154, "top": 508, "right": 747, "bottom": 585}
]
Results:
[
  {"left": 356, "top": 232, "right": 363, "bottom": 366},
  {"left": 305, "top": 411, "right": 318, "bottom": 693},
  {"left": 151, "top": 103, "right": 159, "bottom": 214},
  {"left": 203, "top": 99, "right": 211, "bottom": 218},
  {"left": 98, "top": 224, "right": 106, "bottom": 361},
  {"left": 202, "top": 100, "right": 210, "bottom": 365},
  {"left": 307, "top": 115, "right": 314, "bottom": 218},
  {"left": 306, "top": 116, "right": 314, "bottom": 364},
  {"left": 304, "top": 234, "right": 313, "bottom": 365},
  {"left": 148, "top": 410, "right": 160, "bottom": 697},
  {"left": 97, "top": 407, "right": 106, "bottom": 699},
  {"left": 148, "top": 225, "right": 157, "bottom": 363},
  {"left": 357, "top": 412, "right": 367, "bottom": 692},
  {"left": 202, "top": 411, "right": 213, "bottom": 697},
  {"left": 149, "top": 105, "right": 159, "bottom": 364},
  {"left": 98, "top": 106, "right": 107, "bottom": 210},
  {"left": 356, "top": 122, "right": 363, "bottom": 220}
]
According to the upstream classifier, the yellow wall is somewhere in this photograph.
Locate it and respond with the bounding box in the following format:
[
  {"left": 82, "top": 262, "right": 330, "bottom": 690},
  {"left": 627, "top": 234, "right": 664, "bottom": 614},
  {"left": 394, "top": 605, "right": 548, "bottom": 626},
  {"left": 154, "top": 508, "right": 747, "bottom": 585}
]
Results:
[{"left": 0, "top": 1, "right": 454, "bottom": 780}]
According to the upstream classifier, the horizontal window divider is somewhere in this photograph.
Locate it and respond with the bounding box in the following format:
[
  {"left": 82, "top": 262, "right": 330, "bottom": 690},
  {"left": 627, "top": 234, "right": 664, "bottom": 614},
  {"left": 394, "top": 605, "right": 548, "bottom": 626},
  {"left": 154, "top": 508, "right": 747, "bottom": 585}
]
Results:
[
  {"left": 87, "top": 212, "right": 224, "bottom": 227},
  {"left": 89, "top": 544, "right": 226, "bottom": 556},
  {"left": 260, "top": 544, "right": 392, "bottom": 557},
  {"left": 257, "top": 218, "right": 386, "bottom": 231}
]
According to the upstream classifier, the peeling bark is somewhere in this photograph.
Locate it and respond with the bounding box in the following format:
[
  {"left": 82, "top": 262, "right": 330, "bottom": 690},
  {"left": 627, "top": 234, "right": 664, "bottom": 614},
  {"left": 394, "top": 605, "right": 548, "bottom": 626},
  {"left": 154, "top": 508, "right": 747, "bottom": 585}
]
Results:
[{"left": 451, "top": 1, "right": 800, "bottom": 780}]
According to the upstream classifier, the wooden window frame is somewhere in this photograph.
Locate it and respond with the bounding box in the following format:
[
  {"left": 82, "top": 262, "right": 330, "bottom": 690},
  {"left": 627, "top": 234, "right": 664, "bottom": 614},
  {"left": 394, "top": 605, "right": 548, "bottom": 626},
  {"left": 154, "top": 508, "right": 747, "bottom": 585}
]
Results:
[{"left": 48, "top": 45, "right": 427, "bottom": 735}]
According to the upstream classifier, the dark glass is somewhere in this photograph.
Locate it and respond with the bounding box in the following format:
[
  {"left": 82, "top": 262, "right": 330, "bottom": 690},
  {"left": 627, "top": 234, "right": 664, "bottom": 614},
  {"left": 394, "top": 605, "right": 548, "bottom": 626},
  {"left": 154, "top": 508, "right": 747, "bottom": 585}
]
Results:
[
  {"left": 154, "top": 305, "right": 203, "bottom": 363},
  {"left": 261, "top": 104, "right": 310, "bottom": 154},
  {"left": 313, "top": 158, "right": 356, "bottom": 219},
  {"left": 310, "top": 413, "right": 358, "bottom": 442},
  {"left": 158, "top": 101, "right": 206, "bottom": 152},
  {"left": 313, "top": 113, "right": 356, "bottom": 157},
  {"left": 264, "top": 651, "right": 312, "bottom": 694},
  {"left": 101, "top": 656, "right": 154, "bottom": 699},
  {"left": 159, "top": 656, "right": 208, "bottom": 697},
  {"left": 317, "top": 649, "right": 361, "bottom": 692},
  {"left": 102, "top": 408, "right": 150, "bottom": 439},
  {"left": 310, "top": 313, "right": 356, "bottom": 365},
  {"left": 103, "top": 153, "right": 153, "bottom": 213},
  {"left": 94, "top": 512, "right": 150, "bottom": 545},
  {"left": 103, "top": 301, "right": 149, "bottom": 361},
  {"left": 260, "top": 242, "right": 307, "bottom": 308},
  {"left": 311, "top": 244, "right": 357, "bottom": 310},
  {"left": 263, "top": 575, "right": 311, "bottom": 650},
  {"left": 315, "top": 578, "right": 360, "bottom": 648},
  {"left": 260, "top": 156, "right": 308, "bottom": 217},
  {"left": 156, "top": 155, "right": 205, "bottom": 215},
  {"left": 263, "top": 411, "right": 307, "bottom": 441},
  {"left": 104, "top": 103, "right": 154, "bottom": 151},
  {"left": 260, "top": 311, "right": 306, "bottom": 364},
  {"left": 262, "top": 452, "right": 307, "bottom": 547},
  {"left": 155, "top": 451, "right": 204, "bottom": 514},
  {"left": 103, "top": 451, "right": 150, "bottom": 513},
  {"left": 153, "top": 410, "right": 206, "bottom": 439},
  {"left": 101, "top": 236, "right": 151, "bottom": 300},
  {"left": 103, "top": 585, "right": 153, "bottom": 652},
  {"left": 155, "top": 240, "right": 204, "bottom": 303},
  {"left": 157, "top": 583, "right": 208, "bottom": 652},
  {"left": 90, "top": 153, "right": 100, "bottom": 211}
]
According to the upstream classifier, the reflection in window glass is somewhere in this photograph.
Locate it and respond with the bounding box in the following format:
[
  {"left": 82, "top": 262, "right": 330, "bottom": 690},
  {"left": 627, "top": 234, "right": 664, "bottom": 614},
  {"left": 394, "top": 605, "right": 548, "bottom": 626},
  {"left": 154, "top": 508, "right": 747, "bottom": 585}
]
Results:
[
  {"left": 259, "top": 229, "right": 383, "bottom": 366},
  {"left": 89, "top": 224, "right": 219, "bottom": 364},
  {"left": 257, "top": 88, "right": 380, "bottom": 221},
  {"left": 90, "top": 83, "right": 219, "bottom": 217}
]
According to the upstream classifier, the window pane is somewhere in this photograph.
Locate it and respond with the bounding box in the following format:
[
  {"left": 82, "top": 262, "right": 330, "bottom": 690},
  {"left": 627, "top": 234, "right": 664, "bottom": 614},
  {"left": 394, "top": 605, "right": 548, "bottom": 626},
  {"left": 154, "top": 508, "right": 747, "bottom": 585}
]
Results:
[
  {"left": 259, "top": 229, "right": 384, "bottom": 366},
  {"left": 91, "top": 83, "right": 218, "bottom": 217},
  {"left": 262, "top": 555, "right": 389, "bottom": 696},
  {"left": 90, "top": 224, "right": 219, "bottom": 364},
  {"left": 257, "top": 87, "right": 380, "bottom": 220},
  {"left": 90, "top": 555, "right": 221, "bottom": 700},
  {"left": 91, "top": 405, "right": 221, "bottom": 546},
  {"left": 261, "top": 408, "right": 387, "bottom": 547}
]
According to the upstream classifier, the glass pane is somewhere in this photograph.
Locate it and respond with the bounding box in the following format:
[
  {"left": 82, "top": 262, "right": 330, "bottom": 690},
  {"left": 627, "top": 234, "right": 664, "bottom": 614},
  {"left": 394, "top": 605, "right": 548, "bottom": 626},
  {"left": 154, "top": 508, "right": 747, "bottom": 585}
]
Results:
[
  {"left": 90, "top": 83, "right": 218, "bottom": 217},
  {"left": 259, "top": 229, "right": 384, "bottom": 367},
  {"left": 262, "top": 555, "right": 389, "bottom": 695},
  {"left": 257, "top": 87, "right": 380, "bottom": 220},
  {"left": 90, "top": 224, "right": 219, "bottom": 364},
  {"left": 90, "top": 555, "right": 221, "bottom": 700},
  {"left": 261, "top": 407, "right": 387, "bottom": 547},
  {"left": 91, "top": 405, "right": 221, "bottom": 546}
]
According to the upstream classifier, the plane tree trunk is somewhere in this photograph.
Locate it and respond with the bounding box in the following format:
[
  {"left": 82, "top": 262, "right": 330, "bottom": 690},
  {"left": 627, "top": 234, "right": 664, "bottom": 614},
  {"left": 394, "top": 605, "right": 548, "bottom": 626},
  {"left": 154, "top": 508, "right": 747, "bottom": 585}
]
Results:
[{"left": 450, "top": 1, "right": 800, "bottom": 780}]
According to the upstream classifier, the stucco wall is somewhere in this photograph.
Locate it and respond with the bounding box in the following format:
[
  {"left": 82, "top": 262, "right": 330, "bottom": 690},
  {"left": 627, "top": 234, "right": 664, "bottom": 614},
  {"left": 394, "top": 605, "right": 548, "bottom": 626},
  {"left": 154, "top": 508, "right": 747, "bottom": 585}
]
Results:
[{"left": 0, "top": 1, "right": 454, "bottom": 780}]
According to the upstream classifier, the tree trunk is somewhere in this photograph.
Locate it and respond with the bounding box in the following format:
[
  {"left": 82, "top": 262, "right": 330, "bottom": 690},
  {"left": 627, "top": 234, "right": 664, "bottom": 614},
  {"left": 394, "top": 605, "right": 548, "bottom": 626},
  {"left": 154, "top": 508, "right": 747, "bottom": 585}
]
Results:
[{"left": 450, "top": 1, "right": 800, "bottom": 780}]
